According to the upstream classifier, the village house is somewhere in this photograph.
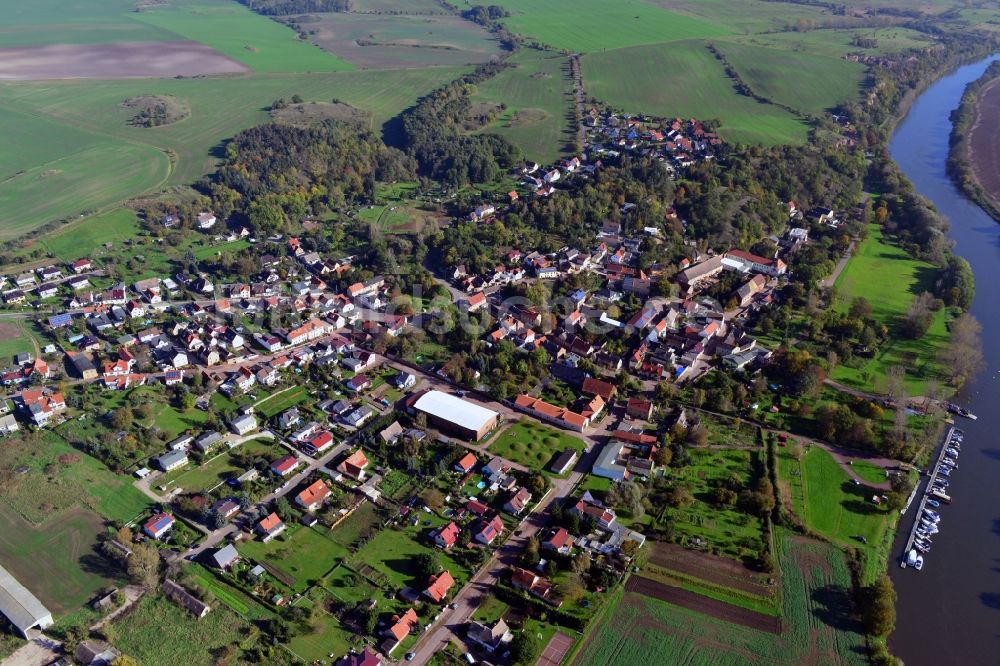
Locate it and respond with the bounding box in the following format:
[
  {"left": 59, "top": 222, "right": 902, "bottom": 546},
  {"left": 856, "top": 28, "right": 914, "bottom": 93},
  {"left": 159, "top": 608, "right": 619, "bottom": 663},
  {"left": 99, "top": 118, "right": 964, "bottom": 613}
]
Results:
[
  {"left": 256, "top": 512, "right": 286, "bottom": 542},
  {"left": 270, "top": 455, "right": 300, "bottom": 477},
  {"left": 466, "top": 618, "right": 513, "bottom": 654},
  {"left": 336, "top": 449, "right": 369, "bottom": 481},
  {"left": 434, "top": 521, "right": 461, "bottom": 549},
  {"left": 423, "top": 570, "right": 455, "bottom": 603},
  {"left": 143, "top": 512, "right": 175, "bottom": 540},
  {"left": 295, "top": 479, "right": 331, "bottom": 511}
]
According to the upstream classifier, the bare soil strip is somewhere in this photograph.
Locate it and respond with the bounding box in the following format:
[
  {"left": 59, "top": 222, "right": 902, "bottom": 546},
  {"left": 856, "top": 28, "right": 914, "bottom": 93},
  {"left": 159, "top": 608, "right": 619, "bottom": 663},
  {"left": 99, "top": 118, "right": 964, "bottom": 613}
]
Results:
[
  {"left": 967, "top": 79, "right": 1000, "bottom": 211},
  {"left": 647, "top": 541, "right": 774, "bottom": 597},
  {"left": 0, "top": 41, "right": 249, "bottom": 80},
  {"left": 626, "top": 575, "right": 783, "bottom": 634}
]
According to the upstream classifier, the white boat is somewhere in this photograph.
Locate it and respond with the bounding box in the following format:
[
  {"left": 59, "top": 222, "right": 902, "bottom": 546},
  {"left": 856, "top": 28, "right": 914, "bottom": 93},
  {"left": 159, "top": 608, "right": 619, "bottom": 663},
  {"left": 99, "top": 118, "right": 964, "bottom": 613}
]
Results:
[
  {"left": 906, "top": 549, "right": 919, "bottom": 566},
  {"left": 914, "top": 555, "right": 924, "bottom": 570},
  {"left": 926, "top": 499, "right": 940, "bottom": 508}
]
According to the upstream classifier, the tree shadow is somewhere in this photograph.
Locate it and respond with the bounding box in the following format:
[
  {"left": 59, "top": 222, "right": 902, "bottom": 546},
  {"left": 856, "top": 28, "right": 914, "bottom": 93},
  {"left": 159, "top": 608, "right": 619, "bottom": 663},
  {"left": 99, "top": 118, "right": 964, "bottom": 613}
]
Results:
[
  {"left": 79, "top": 552, "right": 121, "bottom": 579},
  {"left": 811, "top": 585, "right": 865, "bottom": 633},
  {"left": 981, "top": 449, "right": 1000, "bottom": 462},
  {"left": 980, "top": 592, "right": 1000, "bottom": 611}
]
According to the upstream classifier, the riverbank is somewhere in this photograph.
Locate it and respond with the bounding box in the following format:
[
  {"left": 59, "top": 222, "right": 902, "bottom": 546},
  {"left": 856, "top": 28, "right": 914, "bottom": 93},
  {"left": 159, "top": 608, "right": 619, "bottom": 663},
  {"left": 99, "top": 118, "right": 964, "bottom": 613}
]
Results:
[
  {"left": 887, "top": 52, "right": 1000, "bottom": 664},
  {"left": 947, "top": 60, "right": 1000, "bottom": 221}
]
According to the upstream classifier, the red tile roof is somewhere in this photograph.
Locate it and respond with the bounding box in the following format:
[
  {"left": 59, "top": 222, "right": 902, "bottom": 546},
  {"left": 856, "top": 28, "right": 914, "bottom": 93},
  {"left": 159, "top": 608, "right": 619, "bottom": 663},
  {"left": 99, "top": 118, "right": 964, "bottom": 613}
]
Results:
[{"left": 424, "top": 570, "right": 455, "bottom": 602}]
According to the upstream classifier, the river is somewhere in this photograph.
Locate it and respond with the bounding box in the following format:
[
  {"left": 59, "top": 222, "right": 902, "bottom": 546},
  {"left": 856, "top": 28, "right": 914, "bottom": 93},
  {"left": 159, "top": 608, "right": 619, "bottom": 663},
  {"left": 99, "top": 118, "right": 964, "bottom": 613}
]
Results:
[{"left": 888, "top": 54, "right": 1000, "bottom": 664}]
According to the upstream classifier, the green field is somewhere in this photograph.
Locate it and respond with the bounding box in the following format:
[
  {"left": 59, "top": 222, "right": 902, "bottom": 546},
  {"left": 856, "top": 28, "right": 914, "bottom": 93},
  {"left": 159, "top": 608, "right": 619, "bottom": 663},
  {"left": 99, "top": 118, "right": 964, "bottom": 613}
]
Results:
[
  {"left": 576, "top": 534, "right": 866, "bottom": 666},
  {"left": 34, "top": 208, "right": 141, "bottom": 263},
  {"left": 832, "top": 225, "right": 951, "bottom": 395},
  {"left": 492, "top": 0, "right": 732, "bottom": 52},
  {"left": 349, "top": 515, "right": 469, "bottom": 591},
  {"left": 0, "top": 431, "right": 150, "bottom": 525},
  {"left": 0, "top": 0, "right": 181, "bottom": 47},
  {"left": 729, "top": 27, "right": 934, "bottom": 59},
  {"left": 0, "top": 503, "right": 119, "bottom": 615},
  {"left": 657, "top": 0, "right": 850, "bottom": 34},
  {"left": 161, "top": 439, "right": 279, "bottom": 495},
  {"left": 239, "top": 523, "right": 349, "bottom": 591},
  {"left": 470, "top": 49, "right": 574, "bottom": 163},
  {"left": 0, "top": 105, "right": 169, "bottom": 242},
  {"left": 661, "top": 449, "right": 767, "bottom": 559},
  {"left": 131, "top": 0, "right": 352, "bottom": 73},
  {"left": 778, "top": 445, "right": 894, "bottom": 579},
  {"left": 714, "top": 42, "right": 864, "bottom": 116},
  {"left": 298, "top": 12, "right": 500, "bottom": 69},
  {"left": 113, "top": 593, "right": 250, "bottom": 666},
  {"left": 285, "top": 590, "right": 356, "bottom": 662},
  {"left": 582, "top": 42, "right": 810, "bottom": 146},
  {"left": 487, "top": 420, "right": 586, "bottom": 470},
  {"left": 0, "top": 66, "right": 466, "bottom": 241},
  {"left": 256, "top": 386, "right": 310, "bottom": 419},
  {"left": 0, "top": 320, "right": 38, "bottom": 361}
]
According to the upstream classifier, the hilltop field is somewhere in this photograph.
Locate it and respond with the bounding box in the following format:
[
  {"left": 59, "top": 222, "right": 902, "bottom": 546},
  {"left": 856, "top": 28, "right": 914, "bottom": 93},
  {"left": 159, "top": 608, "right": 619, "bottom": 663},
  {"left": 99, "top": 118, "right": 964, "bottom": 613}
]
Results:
[{"left": 0, "top": 0, "right": 976, "bottom": 244}]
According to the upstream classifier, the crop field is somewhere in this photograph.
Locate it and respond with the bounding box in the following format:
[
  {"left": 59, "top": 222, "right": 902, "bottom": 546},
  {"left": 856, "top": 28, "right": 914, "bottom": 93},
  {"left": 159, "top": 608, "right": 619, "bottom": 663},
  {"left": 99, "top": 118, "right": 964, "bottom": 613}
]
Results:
[
  {"left": 113, "top": 593, "right": 250, "bottom": 666},
  {"left": 487, "top": 420, "right": 586, "bottom": 470},
  {"left": 730, "top": 27, "right": 933, "bottom": 59},
  {"left": 582, "top": 42, "right": 810, "bottom": 146},
  {"left": 491, "top": 0, "right": 731, "bottom": 52},
  {"left": 0, "top": 0, "right": 181, "bottom": 47},
  {"left": 832, "top": 225, "right": 951, "bottom": 396},
  {"left": 293, "top": 12, "right": 500, "bottom": 69},
  {"left": 469, "top": 49, "right": 574, "bottom": 164},
  {"left": 714, "top": 42, "right": 864, "bottom": 116},
  {"left": 0, "top": 104, "right": 168, "bottom": 241},
  {"left": 660, "top": 449, "right": 766, "bottom": 559},
  {"left": 654, "top": 0, "right": 846, "bottom": 34},
  {"left": 576, "top": 535, "right": 866, "bottom": 666},
  {"left": 777, "top": 445, "right": 893, "bottom": 579},
  {"left": 131, "top": 0, "right": 351, "bottom": 73},
  {"left": 0, "top": 431, "right": 150, "bottom": 525}
]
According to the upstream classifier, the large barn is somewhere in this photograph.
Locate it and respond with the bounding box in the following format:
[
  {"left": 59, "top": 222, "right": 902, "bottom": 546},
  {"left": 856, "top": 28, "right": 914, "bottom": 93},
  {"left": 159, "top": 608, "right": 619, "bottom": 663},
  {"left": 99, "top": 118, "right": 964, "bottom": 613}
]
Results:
[
  {"left": 0, "top": 564, "right": 53, "bottom": 637},
  {"left": 412, "top": 391, "right": 499, "bottom": 441}
]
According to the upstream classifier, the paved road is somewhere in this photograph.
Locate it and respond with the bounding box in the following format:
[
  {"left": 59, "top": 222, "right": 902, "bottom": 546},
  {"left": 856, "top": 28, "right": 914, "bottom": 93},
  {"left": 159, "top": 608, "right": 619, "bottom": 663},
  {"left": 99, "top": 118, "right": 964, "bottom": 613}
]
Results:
[{"left": 820, "top": 241, "right": 856, "bottom": 289}]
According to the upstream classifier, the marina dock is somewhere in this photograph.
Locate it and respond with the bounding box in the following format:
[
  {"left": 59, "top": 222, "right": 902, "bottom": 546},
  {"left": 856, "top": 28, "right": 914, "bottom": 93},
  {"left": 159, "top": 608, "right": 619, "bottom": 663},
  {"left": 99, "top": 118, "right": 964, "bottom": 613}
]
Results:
[{"left": 900, "top": 426, "right": 959, "bottom": 569}]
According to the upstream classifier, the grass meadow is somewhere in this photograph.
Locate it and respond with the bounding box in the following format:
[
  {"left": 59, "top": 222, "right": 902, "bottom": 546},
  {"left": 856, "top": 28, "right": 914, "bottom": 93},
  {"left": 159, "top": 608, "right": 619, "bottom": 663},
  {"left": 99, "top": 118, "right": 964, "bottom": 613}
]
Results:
[
  {"left": 131, "top": 0, "right": 352, "bottom": 73},
  {"left": 777, "top": 445, "right": 895, "bottom": 581},
  {"left": 113, "top": 593, "right": 249, "bottom": 666},
  {"left": 575, "top": 534, "right": 867, "bottom": 666},
  {"left": 0, "top": 320, "right": 38, "bottom": 361},
  {"left": 239, "top": 523, "right": 350, "bottom": 592},
  {"left": 714, "top": 41, "right": 864, "bottom": 116},
  {"left": 832, "top": 225, "right": 951, "bottom": 396},
  {"left": 492, "top": 0, "right": 731, "bottom": 52},
  {"left": 582, "top": 42, "right": 810, "bottom": 146},
  {"left": 470, "top": 49, "right": 575, "bottom": 163},
  {"left": 488, "top": 419, "right": 586, "bottom": 470}
]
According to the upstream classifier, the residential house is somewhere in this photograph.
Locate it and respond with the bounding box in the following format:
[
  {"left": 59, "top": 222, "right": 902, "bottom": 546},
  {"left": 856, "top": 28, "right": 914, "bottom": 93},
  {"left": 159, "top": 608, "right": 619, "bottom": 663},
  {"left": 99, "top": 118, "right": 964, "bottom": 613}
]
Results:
[
  {"left": 542, "top": 527, "right": 574, "bottom": 555},
  {"left": 346, "top": 374, "right": 371, "bottom": 392},
  {"left": 336, "top": 449, "right": 369, "bottom": 481},
  {"left": 270, "top": 455, "right": 300, "bottom": 477},
  {"left": 549, "top": 449, "right": 577, "bottom": 475},
  {"left": 229, "top": 413, "right": 258, "bottom": 436},
  {"left": 423, "top": 570, "right": 455, "bottom": 603},
  {"left": 277, "top": 407, "right": 301, "bottom": 430},
  {"left": 625, "top": 396, "right": 653, "bottom": 420},
  {"left": 154, "top": 450, "right": 188, "bottom": 472},
  {"left": 20, "top": 389, "right": 66, "bottom": 426},
  {"left": 466, "top": 618, "right": 513, "bottom": 654},
  {"left": 434, "top": 522, "right": 461, "bottom": 549},
  {"left": 143, "top": 512, "right": 175, "bottom": 540},
  {"left": 383, "top": 608, "right": 418, "bottom": 652},
  {"left": 454, "top": 452, "right": 477, "bottom": 474},
  {"left": 337, "top": 648, "right": 383, "bottom": 666},
  {"left": 256, "top": 512, "right": 286, "bottom": 542},
  {"left": 514, "top": 395, "right": 589, "bottom": 432},
  {"left": 211, "top": 544, "right": 240, "bottom": 569},
  {"left": 393, "top": 371, "right": 416, "bottom": 390},
  {"left": 194, "top": 431, "right": 223, "bottom": 453},
  {"left": 196, "top": 211, "right": 217, "bottom": 230},
  {"left": 303, "top": 430, "right": 335, "bottom": 456},
  {"left": 474, "top": 514, "right": 504, "bottom": 545},
  {"left": 296, "top": 480, "right": 331, "bottom": 511},
  {"left": 211, "top": 497, "right": 241, "bottom": 521},
  {"left": 510, "top": 567, "right": 558, "bottom": 605},
  {"left": 503, "top": 487, "right": 532, "bottom": 516}
]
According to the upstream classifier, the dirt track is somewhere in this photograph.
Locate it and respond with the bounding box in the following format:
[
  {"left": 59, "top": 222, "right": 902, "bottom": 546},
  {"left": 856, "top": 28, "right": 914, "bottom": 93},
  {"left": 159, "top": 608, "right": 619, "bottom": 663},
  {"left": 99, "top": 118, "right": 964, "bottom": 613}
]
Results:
[
  {"left": 626, "top": 575, "right": 782, "bottom": 634},
  {"left": 0, "top": 41, "right": 249, "bottom": 80},
  {"left": 967, "top": 79, "right": 1000, "bottom": 211}
]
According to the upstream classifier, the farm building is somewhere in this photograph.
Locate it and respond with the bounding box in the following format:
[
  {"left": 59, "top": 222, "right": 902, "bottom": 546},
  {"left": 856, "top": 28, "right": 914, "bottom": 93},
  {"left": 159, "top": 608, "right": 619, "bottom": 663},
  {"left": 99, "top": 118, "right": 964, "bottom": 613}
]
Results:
[
  {"left": 154, "top": 450, "right": 188, "bottom": 472},
  {"left": 411, "top": 391, "right": 499, "bottom": 441},
  {"left": 0, "top": 564, "right": 53, "bottom": 637}
]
